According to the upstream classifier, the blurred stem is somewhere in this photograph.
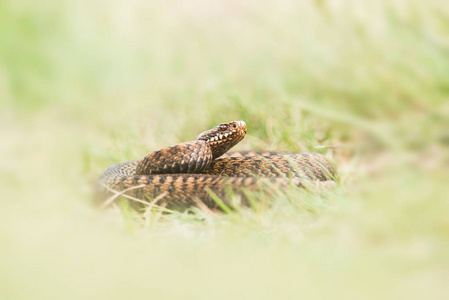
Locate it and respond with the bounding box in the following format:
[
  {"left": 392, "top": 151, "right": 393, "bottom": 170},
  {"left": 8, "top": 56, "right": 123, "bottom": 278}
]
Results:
[{"left": 294, "top": 100, "right": 402, "bottom": 152}]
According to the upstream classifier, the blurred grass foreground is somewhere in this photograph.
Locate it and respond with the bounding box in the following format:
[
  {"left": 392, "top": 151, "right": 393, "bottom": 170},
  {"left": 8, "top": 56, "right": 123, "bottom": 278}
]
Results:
[{"left": 1, "top": 0, "right": 449, "bottom": 299}]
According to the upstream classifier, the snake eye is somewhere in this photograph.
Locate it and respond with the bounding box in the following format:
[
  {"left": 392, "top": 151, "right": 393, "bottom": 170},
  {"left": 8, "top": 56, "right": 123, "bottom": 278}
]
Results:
[{"left": 220, "top": 126, "right": 226, "bottom": 131}]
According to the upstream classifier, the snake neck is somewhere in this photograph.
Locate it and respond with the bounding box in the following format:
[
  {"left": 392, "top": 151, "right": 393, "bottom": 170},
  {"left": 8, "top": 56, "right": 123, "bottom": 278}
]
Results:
[
  {"left": 135, "top": 140, "right": 213, "bottom": 175},
  {"left": 136, "top": 121, "right": 247, "bottom": 174}
]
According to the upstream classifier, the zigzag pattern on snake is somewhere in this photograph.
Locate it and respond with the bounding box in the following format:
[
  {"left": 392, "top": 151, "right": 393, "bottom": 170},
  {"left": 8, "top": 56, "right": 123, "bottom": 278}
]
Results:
[{"left": 97, "top": 121, "right": 337, "bottom": 210}]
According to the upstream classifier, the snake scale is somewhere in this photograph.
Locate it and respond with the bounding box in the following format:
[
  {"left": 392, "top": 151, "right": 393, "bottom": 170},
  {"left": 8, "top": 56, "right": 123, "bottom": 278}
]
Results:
[{"left": 97, "top": 121, "right": 336, "bottom": 210}]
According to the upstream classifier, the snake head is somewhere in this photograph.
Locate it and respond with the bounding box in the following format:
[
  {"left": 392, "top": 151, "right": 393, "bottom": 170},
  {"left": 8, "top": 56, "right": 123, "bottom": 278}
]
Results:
[{"left": 196, "top": 121, "right": 247, "bottom": 158}]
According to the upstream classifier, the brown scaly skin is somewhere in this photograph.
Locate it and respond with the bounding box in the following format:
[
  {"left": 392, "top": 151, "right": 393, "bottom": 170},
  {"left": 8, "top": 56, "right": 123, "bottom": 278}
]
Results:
[
  {"left": 204, "top": 153, "right": 335, "bottom": 181},
  {"left": 135, "top": 121, "right": 247, "bottom": 175},
  {"left": 97, "top": 121, "right": 337, "bottom": 210}
]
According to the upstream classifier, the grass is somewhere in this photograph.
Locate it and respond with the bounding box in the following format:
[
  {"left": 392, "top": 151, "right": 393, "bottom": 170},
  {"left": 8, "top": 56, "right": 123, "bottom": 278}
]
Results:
[{"left": 1, "top": 0, "right": 449, "bottom": 299}]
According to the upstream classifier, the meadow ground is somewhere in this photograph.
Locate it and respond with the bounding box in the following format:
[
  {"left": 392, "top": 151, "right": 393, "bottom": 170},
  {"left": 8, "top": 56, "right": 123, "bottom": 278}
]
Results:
[{"left": 1, "top": 0, "right": 449, "bottom": 299}]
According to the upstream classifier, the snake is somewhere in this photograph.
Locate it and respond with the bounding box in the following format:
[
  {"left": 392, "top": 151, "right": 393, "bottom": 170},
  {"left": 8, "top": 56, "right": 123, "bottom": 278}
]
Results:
[{"left": 97, "top": 121, "right": 337, "bottom": 210}]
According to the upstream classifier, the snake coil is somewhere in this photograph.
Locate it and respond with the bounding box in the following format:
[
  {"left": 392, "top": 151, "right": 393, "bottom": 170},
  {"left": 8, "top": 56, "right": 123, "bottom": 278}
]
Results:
[{"left": 97, "top": 121, "right": 336, "bottom": 210}]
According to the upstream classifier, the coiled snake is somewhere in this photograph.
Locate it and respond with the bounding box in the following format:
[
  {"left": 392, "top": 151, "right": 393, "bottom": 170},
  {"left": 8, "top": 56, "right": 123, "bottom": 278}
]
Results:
[{"left": 97, "top": 121, "right": 336, "bottom": 210}]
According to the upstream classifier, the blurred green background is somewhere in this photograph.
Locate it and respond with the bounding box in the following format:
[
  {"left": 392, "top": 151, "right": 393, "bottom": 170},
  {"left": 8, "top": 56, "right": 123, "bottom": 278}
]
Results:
[{"left": 1, "top": 0, "right": 448, "bottom": 299}]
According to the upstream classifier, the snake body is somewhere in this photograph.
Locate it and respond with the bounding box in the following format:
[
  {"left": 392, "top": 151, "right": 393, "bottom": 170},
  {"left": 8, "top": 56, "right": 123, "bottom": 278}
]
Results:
[{"left": 97, "top": 121, "right": 336, "bottom": 210}]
